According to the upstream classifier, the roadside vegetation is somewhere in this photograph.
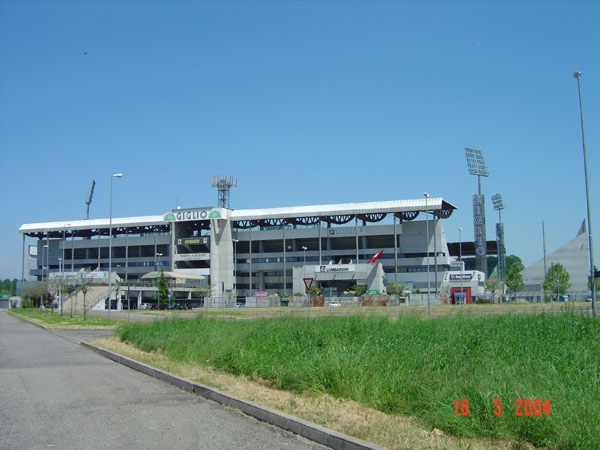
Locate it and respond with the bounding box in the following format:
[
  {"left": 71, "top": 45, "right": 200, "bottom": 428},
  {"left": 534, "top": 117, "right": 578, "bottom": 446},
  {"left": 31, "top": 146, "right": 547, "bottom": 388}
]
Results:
[
  {"left": 114, "top": 309, "right": 599, "bottom": 449},
  {"left": 9, "top": 308, "right": 115, "bottom": 327}
]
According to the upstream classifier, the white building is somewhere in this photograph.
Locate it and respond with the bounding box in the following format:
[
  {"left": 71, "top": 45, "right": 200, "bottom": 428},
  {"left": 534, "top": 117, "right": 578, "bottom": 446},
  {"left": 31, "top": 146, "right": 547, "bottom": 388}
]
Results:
[
  {"left": 520, "top": 221, "right": 592, "bottom": 301},
  {"left": 440, "top": 269, "right": 486, "bottom": 304}
]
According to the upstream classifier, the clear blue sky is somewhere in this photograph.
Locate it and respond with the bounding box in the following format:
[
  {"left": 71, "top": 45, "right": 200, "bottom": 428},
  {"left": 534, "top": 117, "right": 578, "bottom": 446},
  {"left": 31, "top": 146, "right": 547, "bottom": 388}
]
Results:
[{"left": 1, "top": 0, "right": 599, "bottom": 280}]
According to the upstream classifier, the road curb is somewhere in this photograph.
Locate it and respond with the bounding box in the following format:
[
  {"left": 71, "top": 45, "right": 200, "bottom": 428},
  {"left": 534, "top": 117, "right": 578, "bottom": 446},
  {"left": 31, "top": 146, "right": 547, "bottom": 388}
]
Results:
[{"left": 81, "top": 341, "right": 386, "bottom": 450}]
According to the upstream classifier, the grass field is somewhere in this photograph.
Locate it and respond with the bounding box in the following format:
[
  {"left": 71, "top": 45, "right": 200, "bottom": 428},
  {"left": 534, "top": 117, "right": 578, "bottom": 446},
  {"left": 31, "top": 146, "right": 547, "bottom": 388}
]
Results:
[
  {"left": 113, "top": 303, "right": 599, "bottom": 449},
  {"left": 191, "top": 301, "right": 590, "bottom": 320}
]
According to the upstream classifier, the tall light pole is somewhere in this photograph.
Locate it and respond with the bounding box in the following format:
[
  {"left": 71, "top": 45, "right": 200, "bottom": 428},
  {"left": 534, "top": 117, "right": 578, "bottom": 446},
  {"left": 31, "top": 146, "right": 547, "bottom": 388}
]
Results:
[
  {"left": 302, "top": 246, "right": 309, "bottom": 316},
  {"left": 459, "top": 227, "right": 463, "bottom": 307},
  {"left": 43, "top": 244, "right": 49, "bottom": 283},
  {"left": 61, "top": 227, "right": 66, "bottom": 276},
  {"left": 574, "top": 71, "right": 596, "bottom": 317},
  {"left": 282, "top": 223, "right": 287, "bottom": 297},
  {"left": 107, "top": 173, "right": 123, "bottom": 319},
  {"left": 302, "top": 245, "right": 308, "bottom": 303},
  {"left": 61, "top": 224, "right": 69, "bottom": 315},
  {"left": 424, "top": 192, "right": 430, "bottom": 316},
  {"left": 43, "top": 243, "right": 49, "bottom": 308},
  {"left": 154, "top": 252, "right": 163, "bottom": 271},
  {"left": 233, "top": 239, "right": 238, "bottom": 297},
  {"left": 492, "top": 194, "right": 505, "bottom": 287},
  {"left": 58, "top": 257, "right": 63, "bottom": 314}
]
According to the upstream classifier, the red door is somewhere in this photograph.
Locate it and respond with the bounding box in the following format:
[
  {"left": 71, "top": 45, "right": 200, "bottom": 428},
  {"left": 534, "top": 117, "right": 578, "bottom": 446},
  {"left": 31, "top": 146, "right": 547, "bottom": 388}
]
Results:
[{"left": 450, "top": 287, "right": 472, "bottom": 304}]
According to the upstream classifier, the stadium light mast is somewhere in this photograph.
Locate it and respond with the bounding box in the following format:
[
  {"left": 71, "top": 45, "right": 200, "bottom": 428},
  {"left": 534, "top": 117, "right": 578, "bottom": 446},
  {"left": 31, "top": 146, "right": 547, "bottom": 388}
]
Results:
[
  {"left": 465, "top": 148, "right": 489, "bottom": 278},
  {"left": 210, "top": 175, "right": 237, "bottom": 209},
  {"left": 573, "top": 71, "right": 596, "bottom": 317},
  {"left": 492, "top": 194, "right": 505, "bottom": 285},
  {"left": 85, "top": 180, "right": 96, "bottom": 220}
]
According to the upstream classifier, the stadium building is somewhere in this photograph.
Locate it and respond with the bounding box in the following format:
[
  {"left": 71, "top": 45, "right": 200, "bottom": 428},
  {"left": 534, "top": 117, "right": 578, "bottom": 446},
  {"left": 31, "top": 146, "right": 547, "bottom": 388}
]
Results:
[{"left": 18, "top": 197, "right": 467, "bottom": 308}]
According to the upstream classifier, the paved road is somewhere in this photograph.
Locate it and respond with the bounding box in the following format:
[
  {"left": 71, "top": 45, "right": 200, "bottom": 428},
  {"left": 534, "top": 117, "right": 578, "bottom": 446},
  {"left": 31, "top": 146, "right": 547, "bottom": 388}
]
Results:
[{"left": 0, "top": 311, "right": 328, "bottom": 450}]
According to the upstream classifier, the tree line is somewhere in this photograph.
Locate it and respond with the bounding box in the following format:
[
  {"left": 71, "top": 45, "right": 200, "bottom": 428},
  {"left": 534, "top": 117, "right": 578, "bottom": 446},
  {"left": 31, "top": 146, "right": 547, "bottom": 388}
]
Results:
[{"left": 0, "top": 279, "right": 18, "bottom": 297}]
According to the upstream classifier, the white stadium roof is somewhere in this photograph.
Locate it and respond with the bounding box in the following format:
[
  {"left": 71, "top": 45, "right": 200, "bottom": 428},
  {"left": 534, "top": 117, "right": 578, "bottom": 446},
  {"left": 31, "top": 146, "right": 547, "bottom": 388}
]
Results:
[
  {"left": 18, "top": 215, "right": 164, "bottom": 234},
  {"left": 230, "top": 198, "right": 454, "bottom": 221},
  {"left": 19, "top": 198, "right": 457, "bottom": 236}
]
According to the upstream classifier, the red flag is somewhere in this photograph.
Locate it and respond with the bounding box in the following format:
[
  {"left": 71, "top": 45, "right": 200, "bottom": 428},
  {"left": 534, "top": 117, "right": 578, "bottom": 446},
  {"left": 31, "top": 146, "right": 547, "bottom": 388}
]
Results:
[{"left": 368, "top": 249, "right": 384, "bottom": 263}]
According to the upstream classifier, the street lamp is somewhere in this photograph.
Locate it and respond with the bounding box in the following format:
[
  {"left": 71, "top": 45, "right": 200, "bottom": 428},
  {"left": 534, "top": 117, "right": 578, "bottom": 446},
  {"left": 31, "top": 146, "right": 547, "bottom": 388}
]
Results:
[
  {"left": 302, "top": 246, "right": 309, "bottom": 315},
  {"left": 302, "top": 246, "right": 308, "bottom": 296},
  {"left": 43, "top": 244, "right": 49, "bottom": 282},
  {"left": 40, "top": 243, "right": 50, "bottom": 307},
  {"left": 574, "top": 71, "right": 596, "bottom": 317},
  {"left": 61, "top": 224, "right": 70, "bottom": 314},
  {"left": 154, "top": 252, "right": 163, "bottom": 271},
  {"left": 58, "top": 257, "right": 63, "bottom": 314},
  {"left": 424, "top": 192, "right": 430, "bottom": 316},
  {"left": 107, "top": 173, "right": 123, "bottom": 319},
  {"left": 233, "top": 239, "right": 239, "bottom": 295},
  {"left": 458, "top": 227, "right": 463, "bottom": 307}
]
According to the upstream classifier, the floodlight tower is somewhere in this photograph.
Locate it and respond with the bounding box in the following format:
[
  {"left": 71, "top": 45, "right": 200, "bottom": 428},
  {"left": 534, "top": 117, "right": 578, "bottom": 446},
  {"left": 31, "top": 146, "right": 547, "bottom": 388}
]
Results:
[
  {"left": 492, "top": 194, "right": 505, "bottom": 284},
  {"left": 465, "top": 148, "right": 489, "bottom": 277},
  {"left": 85, "top": 180, "right": 96, "bottom": 220},
  {"left": 210, "top": 175, "right": 238, "bottom": 209}
]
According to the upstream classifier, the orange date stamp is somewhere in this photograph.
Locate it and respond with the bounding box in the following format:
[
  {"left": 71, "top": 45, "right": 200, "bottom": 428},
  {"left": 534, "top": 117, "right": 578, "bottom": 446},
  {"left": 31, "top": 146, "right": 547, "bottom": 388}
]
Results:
[{"left": 453, "top": 398, "right": 551, "bottom": 417}]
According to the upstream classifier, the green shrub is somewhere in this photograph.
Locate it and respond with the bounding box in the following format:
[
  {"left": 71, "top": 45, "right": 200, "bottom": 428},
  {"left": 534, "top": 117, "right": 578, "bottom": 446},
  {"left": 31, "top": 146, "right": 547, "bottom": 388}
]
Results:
[{"left": 20, "top": 299, "right": 34, "bottom": 308}]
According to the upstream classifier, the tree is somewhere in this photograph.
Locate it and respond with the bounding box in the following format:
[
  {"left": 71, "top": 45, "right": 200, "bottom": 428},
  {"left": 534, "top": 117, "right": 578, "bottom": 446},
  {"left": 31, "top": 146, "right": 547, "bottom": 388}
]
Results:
[
  {"left": 80, "top": 275, "right": 90, "bottom": 321},
  {"left": 70, "top": 281, "right": 76, "bottom": 319},
  {"left": 505, "top": 255, "right": 525, "bottom": 275},
  {"left": 47, "top": 278, "right": 62, "bottom": 314},
  {"left": 504, "top": 255, "right": 525, "bottom": 301},
  {"left": 0, "top": 279, "right": 8, "bottom": 295},
  {"left": 155, "top": 271, "right": 169, "bottom": 309},
  {"left": 348, "top": 284, "right": 366, "bottom": 296},
  {"left": 543, "top": 263, "right": 571, "bottom": 301},
  {"left": 308, "top": 285, "right": 320, "bottom": 305},
  {"left": 20, "top": 283, "right": 50, "bottom": 308},
  {"left": 485, "top": 278, "right": 503, "bottom": 303},
  {"left": 386, "top": 282, "right": 408, "bottom": 296},
  {"left": 0, "top": 279, "right": 18, "bottom": 296}
]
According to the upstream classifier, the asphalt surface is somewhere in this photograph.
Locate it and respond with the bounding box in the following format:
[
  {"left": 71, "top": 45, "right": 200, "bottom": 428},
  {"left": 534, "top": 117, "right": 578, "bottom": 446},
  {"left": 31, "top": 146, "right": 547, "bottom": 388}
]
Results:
[{"left": 0, "top": 311, "right": 331, "bottom": 450}]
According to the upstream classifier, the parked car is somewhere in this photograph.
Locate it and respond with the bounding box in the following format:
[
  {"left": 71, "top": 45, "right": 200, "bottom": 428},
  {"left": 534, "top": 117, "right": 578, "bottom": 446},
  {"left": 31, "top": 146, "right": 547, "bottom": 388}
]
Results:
[{"left": 138, "top": 303, "right": 151, "bottom": 310}]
